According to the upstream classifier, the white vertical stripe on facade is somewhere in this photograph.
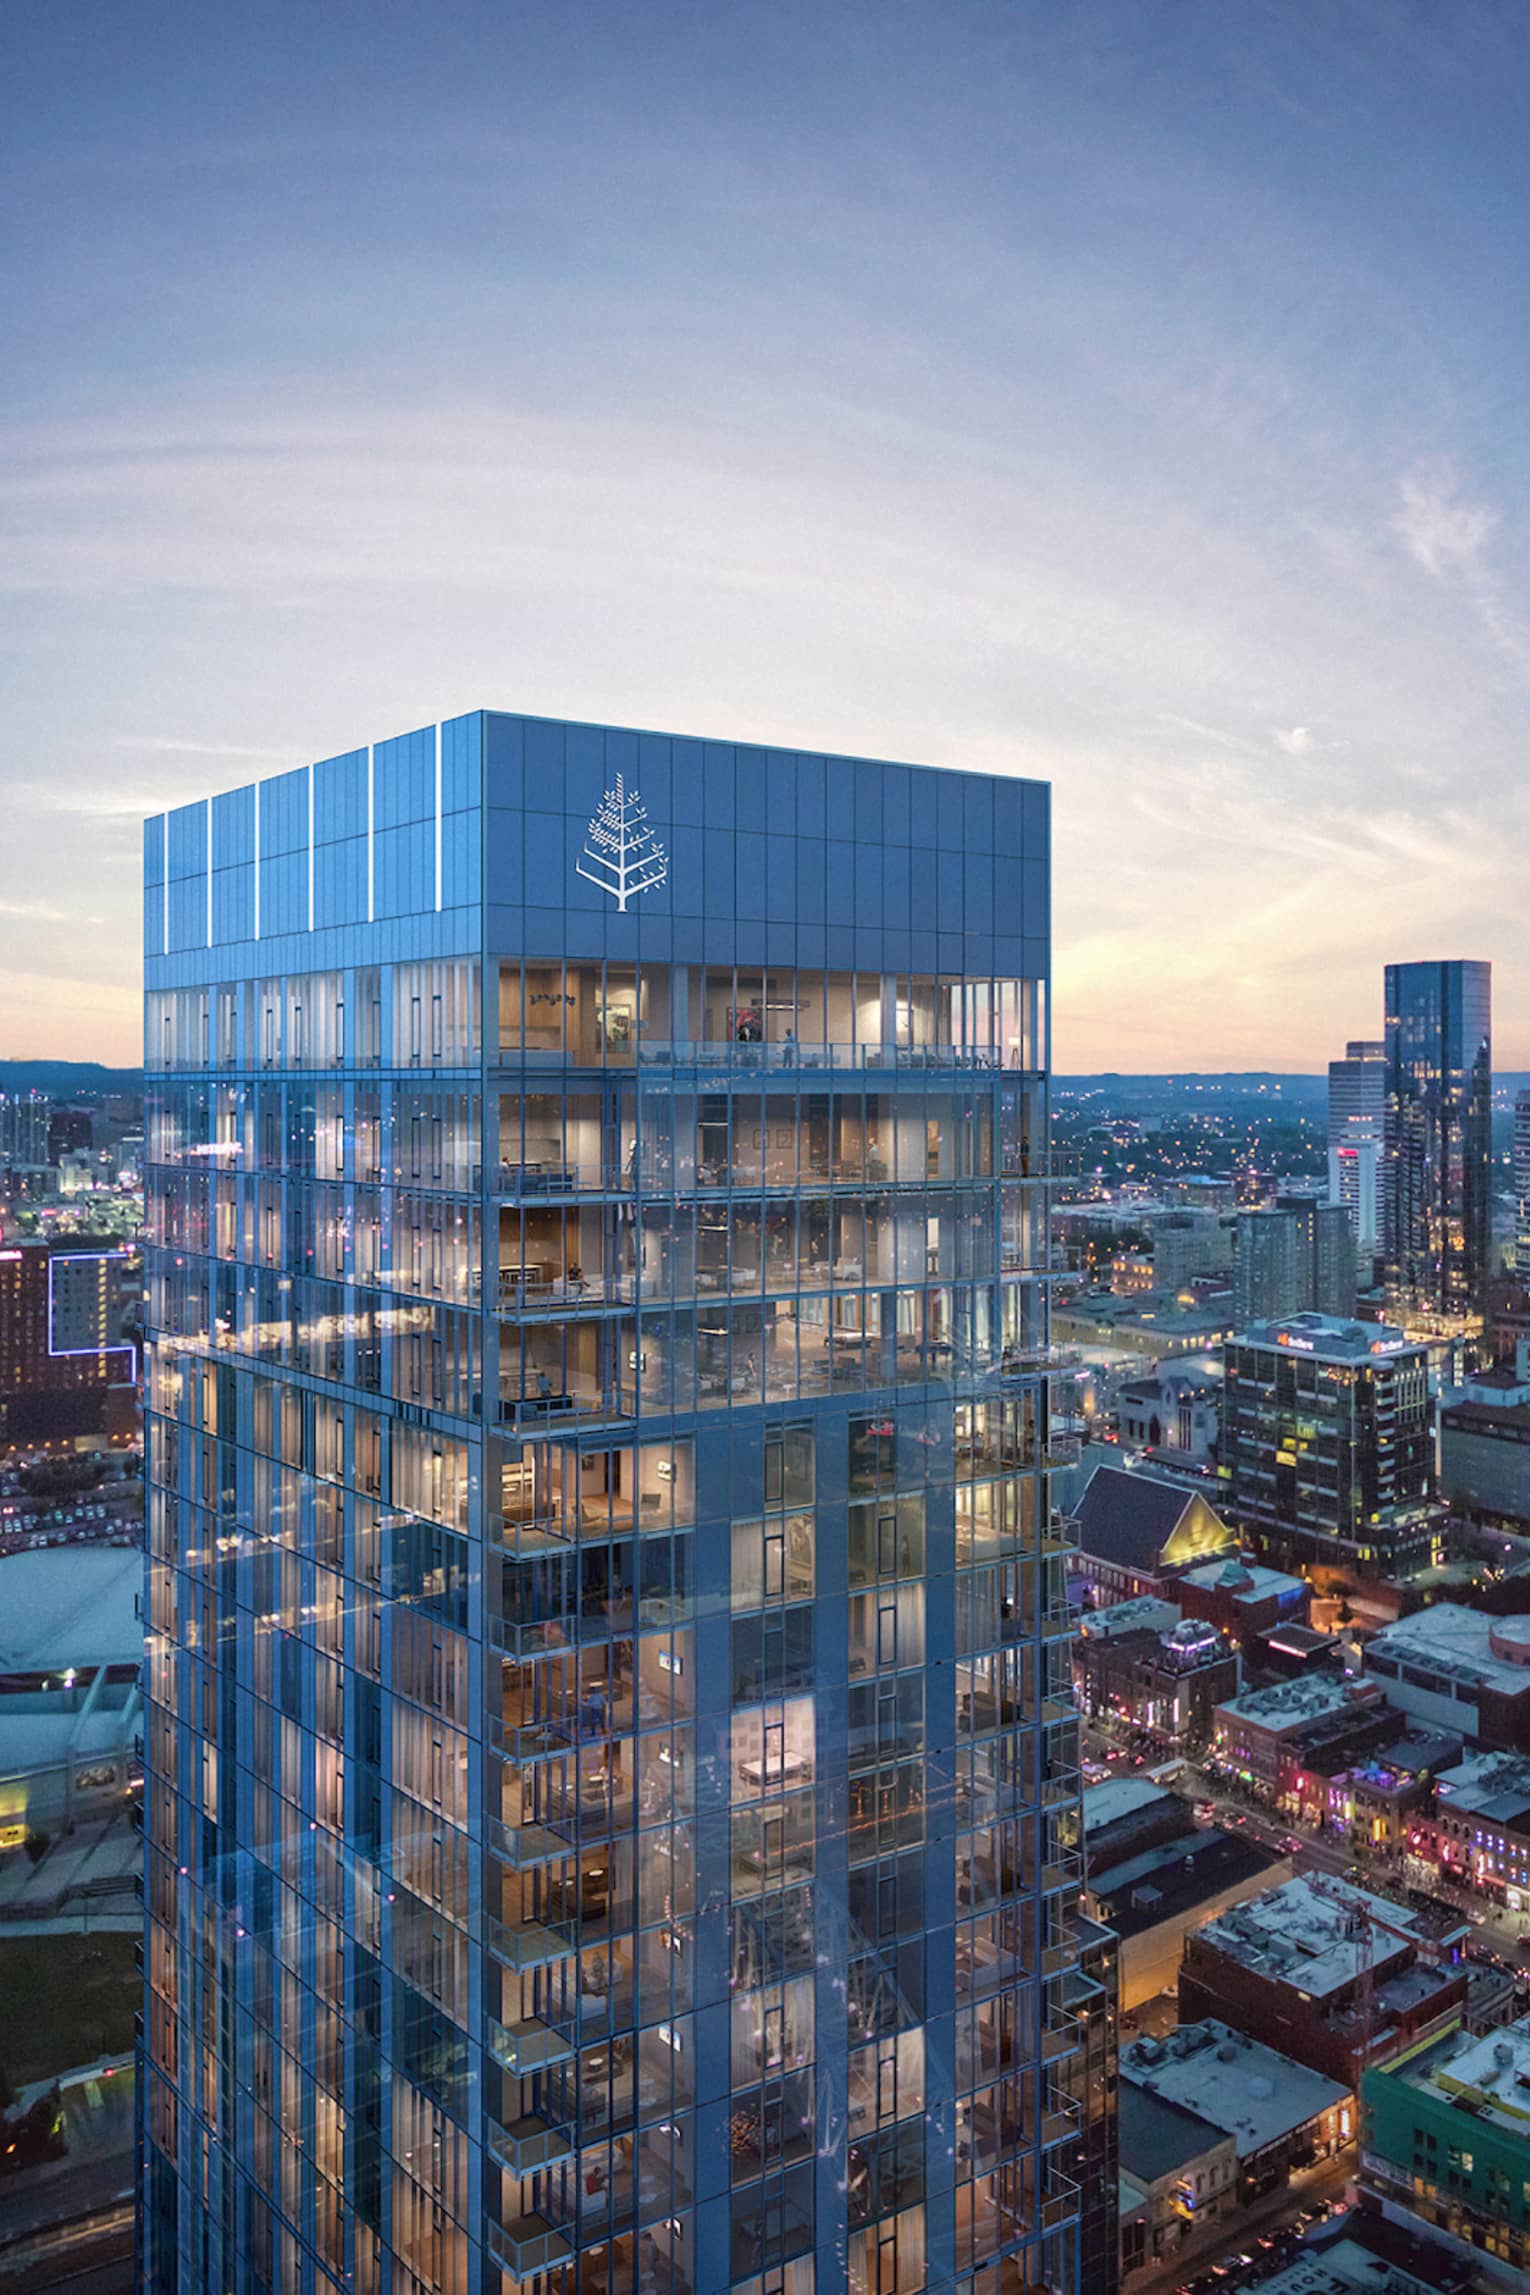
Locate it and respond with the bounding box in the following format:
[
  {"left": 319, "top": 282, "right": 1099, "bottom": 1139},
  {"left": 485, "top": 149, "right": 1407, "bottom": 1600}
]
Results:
[
  {"left": 253, "top": 779, "right": 261, "bottom": 940},
  {"left": 435, "top": 723, "right": 443, "bottom": 911},
  {"left": 367, "top": 746, "right": 375, "bottom": 923}
]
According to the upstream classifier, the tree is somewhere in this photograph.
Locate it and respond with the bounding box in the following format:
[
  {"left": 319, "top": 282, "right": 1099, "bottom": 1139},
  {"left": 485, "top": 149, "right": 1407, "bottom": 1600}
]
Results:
[{"left": 576, "top": 777, "right": 668, "bottom": 912}]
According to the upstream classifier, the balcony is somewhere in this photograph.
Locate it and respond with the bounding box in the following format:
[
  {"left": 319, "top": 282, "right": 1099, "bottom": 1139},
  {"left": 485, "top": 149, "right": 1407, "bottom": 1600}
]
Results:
[
  {"left": 1040, "top": 2170, "right": 1081, "bottom": 2233},
  {"left": 1041, "top": 2089, "right": 1082, "bottom": 2148},
  {"left": 489, "top": 2018, "right": 576, "bottom": 2076},
  {"left": 486, "top": 1914, "right": 578, "bottom": 1973},
  {"left": 487, "top": 2115, "right": 573, "bottom": 2176},
  {"left": 485, "top": 1817, "right": 574, "bottom": 1872},
  {"left": 487, "top": 2216, "right": 574, "bottom": 2283}
]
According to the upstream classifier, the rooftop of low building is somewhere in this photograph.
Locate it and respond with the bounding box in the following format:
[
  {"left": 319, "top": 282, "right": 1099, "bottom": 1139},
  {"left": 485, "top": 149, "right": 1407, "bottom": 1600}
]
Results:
[{"left": 1119, "top": 2017, "right": 1351, "bottom": 2155}]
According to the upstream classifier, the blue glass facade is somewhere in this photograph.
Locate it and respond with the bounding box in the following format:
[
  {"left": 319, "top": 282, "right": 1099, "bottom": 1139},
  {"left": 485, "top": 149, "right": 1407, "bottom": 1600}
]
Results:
[
  {"left": 142, "top": 715, "right": 1082, "bottom": 2295},
  {"left": 1383, "top": 959, "right": 1492, "bottom": 1320}
]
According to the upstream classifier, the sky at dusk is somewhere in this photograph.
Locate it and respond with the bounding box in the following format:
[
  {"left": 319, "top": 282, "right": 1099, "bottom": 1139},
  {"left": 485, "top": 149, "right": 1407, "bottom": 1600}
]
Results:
[{"left": 3, "top": 0, "right": 1528, "bottom": 1070}]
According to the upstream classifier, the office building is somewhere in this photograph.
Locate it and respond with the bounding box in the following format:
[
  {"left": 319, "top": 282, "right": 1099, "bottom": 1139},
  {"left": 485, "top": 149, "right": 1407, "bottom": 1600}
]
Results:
[
  {"left": 1178, "top": 1874, "right": 1469, "bottom": 2088},
  {"left": 141, "top": 715, "right": 1082, "bottom": 2295},
  {"left": 1362, "top": 1605, "right": 1530, "bottom": 1752},
  {"left": 1234, "top": 1202, "right": 1355, "bottom": 1326},
  {"left": 0, "top": 1236, "right": 139, "bottom": 1446},
  {"left": 1438, "top": 1348, "right": 1530, "bottom": 1529},
  {"left": 1233, "top": 1209, "right": 1304, "bottom": 1325},
  {"left": 1117, "top": 2020, "right": 1352, "bottom": 2203},
  {"left": 1362, "top": 2016, "right": 1530, "bottom": 2280},
  {"left": 1222, "top": 1314, "right": 1435, "bottom": 1575},
  {"left": 1384, "top": 960, "right": 1492, "bottom": 1320},
  {"left": 1328, "top": 1040, "right": 1386, "bottom": 1269},
  {"left": 1423, "top": 1752, "right": 1530, "bottom": 1913},
  {"left": 1516, "top": 1090, "right": 1530, "bottom": 1282},
  {"left": 1072, "top": 1604, "right": 1238, "bottom": 1747},
  {"left": 1211, "top": 1674, "right": 1390, "bottom": 1805},
  {"left": 0, "top": 1089, "right": 51, "bottom": 1171}
]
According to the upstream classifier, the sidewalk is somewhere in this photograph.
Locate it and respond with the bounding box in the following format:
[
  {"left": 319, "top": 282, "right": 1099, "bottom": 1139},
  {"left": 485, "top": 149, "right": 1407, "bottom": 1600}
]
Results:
[{"left": 0, "top": 1817, "right": 139, "bottom": 1927}]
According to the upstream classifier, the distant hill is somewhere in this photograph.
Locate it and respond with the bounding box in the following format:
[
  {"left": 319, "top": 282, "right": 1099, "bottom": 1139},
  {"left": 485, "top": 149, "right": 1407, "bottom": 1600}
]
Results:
[{"left": 0, "top": 1060, "right": 143, "bottom": 1098}]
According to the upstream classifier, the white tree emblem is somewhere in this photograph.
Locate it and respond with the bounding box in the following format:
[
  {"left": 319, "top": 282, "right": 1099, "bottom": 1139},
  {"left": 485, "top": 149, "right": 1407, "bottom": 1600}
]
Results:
[{"left": 576, "top": 775, "right": 668, "bottom": 910}]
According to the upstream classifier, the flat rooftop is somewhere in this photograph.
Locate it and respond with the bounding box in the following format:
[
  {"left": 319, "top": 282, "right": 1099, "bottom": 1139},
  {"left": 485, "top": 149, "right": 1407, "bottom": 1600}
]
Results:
[
  {"left": 1386, "top": 2015, "right": 1530, "bottom": 2137},
  {"left": 1254, "top": 2236, "right": 1438, "bottom": 2295},
  {"left": 1082, "top": 1776, "right": 1178, "bottom": 1837},
  {"left": 1434, "top": 1750, "right": 1530, "bottom": 1815},
  {"left": 1077, "top": 1594, "right": 1181, "bottom": 1642},
  {"left": 1180, "top": 1556, "right": 1306, "bottom": 1603},
  {"left": 1119, "top": 2017, "right": 1350, "bottom": 2156},
  {"left": 1192, "top": 1873, "right": 1455, "bottom": 1996},
  {"left": 1217, "top": 1674, "right": 1367, "bottom": 1730},
  {"left": 0, "top": 1546, "right": 142, "bottom": 1674},
  {"left": 1234, "top": 1312, "right": 1422, "bottom": 1365},
  {"left": 1365, "top": 1602, "right": 1530, "bottom": 1698}
]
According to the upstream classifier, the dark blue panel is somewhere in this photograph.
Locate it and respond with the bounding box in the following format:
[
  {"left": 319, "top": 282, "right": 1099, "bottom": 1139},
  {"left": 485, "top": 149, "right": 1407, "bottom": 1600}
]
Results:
[
  {"left": 1023, "top": 857, "right": 1049, "bottom": 940},
  {"left": 938, "top": 850, "right": 963, "bottom": 925},
  {"left": 211, "top": 784, "right": 255, "bottom": 874},
  {"left": 766, "top": 835, "right": 796, "bottom": 923},
  {"left": 882, "top": 843, "right": 910, "bottom": 926},
  {"left": 168, "top": 874, "right": 206, "bottom": 951},
  {"left": 766, "top": 750, "right": 797, "bottom": 820},
  {"left": 825, "top": 841, "right": 856, "bottom": 923},
  {"left": 167, "top": 800, "right": 208, "bottom": 881},
  {"left": 314, "top": 837, "right": 368, "bottom": 929},
  {"left": 795, "top": 754, "right": 825, "bottom": 838},
  {"left": 375, "top": 819, "right": 433, "bottom": 919},
  {"left": 993, "top": 777, "right": 1024, "bottom": 859},
  {"left": 825, "top": 762, "right": 854, "bottom": 841},
  {"left": 259, "top": 766, "right": 308, "bottom": 856},
  {"left": 441, "top": 715, "right": 481, "bottom": 814},
  {"left": 703, "top": 745, "right": 735, "bottom": 828},
  {"left": 522, "top": 812, "right": 563, "bottom": 896},
  {"left": 964, "top": 776, "right": 994, "bottom": 851},
  {"left": 564, "top": 721, "right": 605, "bottom": 803},
  {"left": 795, "top": 841, "right": 825, "bottom": 924},
  {"left": 313, "top": 750, "right": 367, "bottom": 842},
  {"left": 260, "top": 850, "right": 307, "bottom": 937},
  {"left": 636, "top": 733, "right": 674, "bottom": 829},
  {"left": 212, "top": 863, "right": 255, "bottom": 944},
  {"left": 937, "top": 772, "right": 965, "bottom": 849},
  {"left": 853, "top": 842, "right": 883, "bottom": 926},
  {"left": 1023, "top": 780, "right": 1048, "bottom": 856},
  {"left": 854, "top": 760, "right": 883, "bottom": 844},
  {"left": 965, "top": 851, "right": 994, "bottom": 928},
  {"left": 524, "top": 719, "right": 567, "bottom": 813},
  {"left": 484, "top": 714, "right": 525, "bottom": 809},
  {"left": 734, "top": 749, "right": 766, "bottom": 832},
  {"left": 668, "top": 825, "right": 704, "bottom": 917},
  {"left": 909, "top": 770, "right": 939, "bottom": 849},
  {"left": 703, "top": 829, "right": 734, "bottom": 916},
  {"left": 373, "top": 729, "right": 433, "bottom": 830},
  {"left": 735, "top": 832, "right": 766, "bottom": 921},
  {"left": 882, "top": 765, "right": 911, "bottom": 846},
  {"left": 441, "top": 808, "right": 479, "bottom": 910},
  {"left": 485, "top": 808, "right": 524, "bottom": 910},
  {"left": 671, "top": 739, "right": 706, "bottom": 827},
  {"left": 143, "top": 813, "right": 165, "bottom": 890}
]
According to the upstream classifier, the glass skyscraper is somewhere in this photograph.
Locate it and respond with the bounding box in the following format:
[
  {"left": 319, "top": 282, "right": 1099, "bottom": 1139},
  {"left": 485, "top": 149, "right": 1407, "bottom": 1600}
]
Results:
[
  {"left": 1383, "top": 960, "right": 1492, "bottom": 1320},
  {"left": 141, "top": 716, "right": 1084, "bottom": 2295}
]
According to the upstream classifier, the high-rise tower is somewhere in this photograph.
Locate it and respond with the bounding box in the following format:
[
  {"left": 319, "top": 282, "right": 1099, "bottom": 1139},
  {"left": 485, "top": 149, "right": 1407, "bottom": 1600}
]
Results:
[
  {"left": 1327, "top": 1038, "right": 1385, "bottom": 1271},
  {"left": 141, "top": 715, "right": 1084, "bottom": 2295},
  {"left": 1383, "top": 961, "right": 1492, "bottom": 1320}
]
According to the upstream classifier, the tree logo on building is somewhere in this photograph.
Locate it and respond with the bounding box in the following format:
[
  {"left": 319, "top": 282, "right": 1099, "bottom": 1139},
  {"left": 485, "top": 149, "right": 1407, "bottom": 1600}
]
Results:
[{"left": 576, "top": 776, "right": 668, "bottom": 911}]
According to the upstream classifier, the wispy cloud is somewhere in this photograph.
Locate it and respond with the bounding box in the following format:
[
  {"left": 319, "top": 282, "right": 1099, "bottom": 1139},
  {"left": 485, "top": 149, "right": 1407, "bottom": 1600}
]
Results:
[
  {"left": 1391, "top": 462, "right": 1529, "bottom": 671},
  {"left": 1273, "top": 726, "right": 1312, "bottom": 756},
  {"left": 0, "top": 898, "right": 96, "bottom": 924}
]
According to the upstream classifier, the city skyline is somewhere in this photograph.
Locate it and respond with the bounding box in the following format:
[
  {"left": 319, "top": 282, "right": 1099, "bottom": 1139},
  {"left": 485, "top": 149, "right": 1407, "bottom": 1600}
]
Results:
[{"left": 6, "top": 2, "right": 1530, "bottom": 1070}]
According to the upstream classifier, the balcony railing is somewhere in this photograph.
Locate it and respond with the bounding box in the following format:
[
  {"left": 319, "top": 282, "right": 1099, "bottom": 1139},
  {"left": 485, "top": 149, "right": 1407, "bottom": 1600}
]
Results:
[
  {"left": 487, "top": 2114, "right": 573, "bottom": 2177},
  {"left": 487, "top": 2216, "right": 574, "bottom": 2283},
  {"left": 489, "top": 2018, "right": 576, "bottom": 2077}
]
